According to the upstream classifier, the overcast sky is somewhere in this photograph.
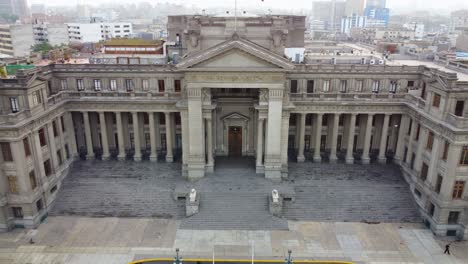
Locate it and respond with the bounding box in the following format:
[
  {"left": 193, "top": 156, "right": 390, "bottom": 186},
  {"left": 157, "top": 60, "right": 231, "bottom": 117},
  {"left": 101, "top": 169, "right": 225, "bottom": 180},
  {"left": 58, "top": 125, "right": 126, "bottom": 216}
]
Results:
[{"left": 30, "top": 0, "right": 468, "bottom": 14}]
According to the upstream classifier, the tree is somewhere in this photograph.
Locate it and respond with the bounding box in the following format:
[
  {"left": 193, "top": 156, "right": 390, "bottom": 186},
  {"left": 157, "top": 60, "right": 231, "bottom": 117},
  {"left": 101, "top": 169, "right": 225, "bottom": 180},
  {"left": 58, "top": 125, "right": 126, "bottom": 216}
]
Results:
[{"left": 32, "top": 42, "right": 54, "bottom": 56}]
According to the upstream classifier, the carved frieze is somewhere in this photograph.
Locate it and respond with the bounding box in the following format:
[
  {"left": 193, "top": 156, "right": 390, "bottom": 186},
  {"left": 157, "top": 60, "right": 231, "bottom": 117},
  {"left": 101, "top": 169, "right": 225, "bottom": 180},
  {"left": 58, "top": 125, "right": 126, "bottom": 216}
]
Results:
[{"left": 185, "top": 72, "right": 285, "bottom": 83}]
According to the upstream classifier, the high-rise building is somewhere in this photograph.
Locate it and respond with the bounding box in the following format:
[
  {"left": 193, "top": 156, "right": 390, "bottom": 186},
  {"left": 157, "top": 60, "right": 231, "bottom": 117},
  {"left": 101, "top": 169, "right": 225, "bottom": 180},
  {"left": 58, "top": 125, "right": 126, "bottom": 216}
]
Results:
[
  {"left": 366, "top": 0, "right": 386, "bottom": 8},
  {"left": 0, "top": 0, "right": 29, "bottom": 18},
  {"left": 345, "top": 0, "right": 365, "bottom": 16},
  {"left": 312, "top": 0, "right": 346, "bottom": 32},
  {"left": 0, "top": 24, "right": 34, "bottom": 57}
]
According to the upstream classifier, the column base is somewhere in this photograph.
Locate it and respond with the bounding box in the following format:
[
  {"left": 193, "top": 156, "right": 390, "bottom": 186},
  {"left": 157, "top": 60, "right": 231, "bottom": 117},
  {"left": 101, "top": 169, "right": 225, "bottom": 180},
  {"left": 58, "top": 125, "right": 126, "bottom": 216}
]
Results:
[
  {"left": 345, "top": 157, "right": 354, "bottom": 164},
  {"left": 134, "top": 156, "right": 142, "bottom": 162},
  {"left": 85, "top": 154, "right": 95, "bottom": 160},
  {"left": 165, "top": 155, "right": 174, "bottom": 162},
  {"left": 150, "top": 154, "right": 158, "bottom": 162},
  {"left": 102, "top": 154, "right": 110, "bottom": 161},
  {"left": 117, "top": 154, "right": 126, "bottom": 161},
  {"left": 378, "top": 157, "right": 387, "bottom": 164},
  {"left": 361, "top": 157, "right": 370, "bottom": 164},
  {"left": 329, "top": 154, "right": 338, "bottom": 163},
  {"left": 205, "top": 164, "right": 214, "bottom": 173},
  {"left": 256, "top": 165, "right": 265, "bottom": 174},
  {"left": 313, "top": 155, "right": 322, "bottom": 163},
  {"left": 297, "top": 155, "right": 305, "bottom": 162}
]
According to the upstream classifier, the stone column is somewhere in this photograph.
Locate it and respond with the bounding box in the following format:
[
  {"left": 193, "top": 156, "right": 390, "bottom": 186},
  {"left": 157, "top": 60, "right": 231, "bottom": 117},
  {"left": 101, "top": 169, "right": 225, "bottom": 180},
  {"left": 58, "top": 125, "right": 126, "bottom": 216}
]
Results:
[
  {"left": 297, "top": 113, "right": 306, "bottom": 162},
  {"left": 206, "top": 117, "right": 214, "bottom": 172},
  {"left": 32, "top": 131, "right": 46, "bottom": 178},
  {"left": 11, "top": 140, "right": 30, "bottom": 193},
  {"left": 314, "top": 113, "right": 323, "bottom": 162},
  {"left": 427, "top": 135, "right": 441, "bottom": 184},
  {"left": 99, "top": 112, "right": 110, "bottom": 160},
  {"left": 378, "top": 114, "right": 390, "bottom": 164},
  {"left": 165, "top": 112, "right": 174, "bottom": 162},
  {"left": 406, "top": 118, "right": 416, "bottom": 164},
  {"left": 56, "top": 116, "right": 67, "bottom": 162},
  {"left": 65, "top": 112, "right": 78, "bottom": 157},
  {"left": 256, "top": 117, "right": 265, "bottom": 172},
  {"left": 46, "top": 122, "right": 58, "bottom": 170},
  {"left": 281, "top": 111, "right": 290, "bottom": 178},
  {"left": 264, "top": 89, "right": 283, "bottom": 181},
  {"left": 187, "top": 87, "right": 205, "bottom": 179},
  {"left": 82, "top": 111, "right": 94, "bottom": 159},
  {"left": 394, "top": 115, "right": 409, "bottom": 163},
  {"left": 329, "top": 113, "right": 340, "bottom": 163},
  {"left": 346, "top": 113, "right": 357, "bottom": 164},
  {"left": 180, "top": 110, "right": 189, "bottom": 176},
  {"left": 361, "top": 113, "right": 374, "bottom": 164},
  {"left": 132, "top": 112, "right": 142, "bottom": 161},
  {"left": 149, "top": 112, "right": 157, "bottom": 161},
  {"left": 116, "top": 112, "right": 126, "bottom": 160}
]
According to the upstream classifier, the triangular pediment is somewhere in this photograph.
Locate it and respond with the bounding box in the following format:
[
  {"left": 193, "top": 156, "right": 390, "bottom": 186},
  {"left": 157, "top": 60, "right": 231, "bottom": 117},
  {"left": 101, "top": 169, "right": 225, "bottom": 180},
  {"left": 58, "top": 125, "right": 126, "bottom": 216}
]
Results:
[
  {"left": 221, "top": 112, "right": 250, "bottom": 121},
  {"left": 176, "top": 36, "right": 294, "bottom": 71}
]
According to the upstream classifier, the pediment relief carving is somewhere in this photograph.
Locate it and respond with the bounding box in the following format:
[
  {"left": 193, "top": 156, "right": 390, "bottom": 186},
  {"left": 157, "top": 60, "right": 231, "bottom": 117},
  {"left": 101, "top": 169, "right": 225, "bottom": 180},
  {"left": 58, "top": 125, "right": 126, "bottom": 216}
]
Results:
[{"left": 221, "top": 112, "right": 250, "bottom": 121}]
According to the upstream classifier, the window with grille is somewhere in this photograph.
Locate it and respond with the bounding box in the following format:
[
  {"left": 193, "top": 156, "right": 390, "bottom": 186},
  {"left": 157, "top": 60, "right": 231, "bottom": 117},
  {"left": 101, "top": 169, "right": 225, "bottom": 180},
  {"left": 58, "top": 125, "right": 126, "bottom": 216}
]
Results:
[
  {"left": 460, "top": 146, "right": 468, "bottom": 165},
  {"left": 7, "top": 176, "right": 18, "bottom": 193},
  {"left": 1, "top": 142, "right": 13, "bottom": 162},
  {"left": 323, "top": 80, "right": 330, "bottom": 92},
  {"left": 93, "top": 79, "right": 102, "bottom": 91},
  {"left": 307, "top": 80, "right": 314, "bottom": 93},
  {"left": 76, "top": 79, "right": 84, "bottom": 91},
  {"left": 290, "top": 80, "right": 298, "bottom": 93},
  {"left": 372, "top": 80, "right": 380, "bottom": 93},
  {"left": 355, "top": 80, "right": 363, "bottom": 92},
  {"left": 142, "top": 79, "right": 149, "bottom": 91},
  {"left": 12, "top": 207, "right": 23, "bottom": 218},
  {"left": 432, "top": 93, "right": 441, "bottom": 108},
  {"left": 389, "top": 81, "right": 397, "bottom": 93},
  {"left": 340, "top": 80, "right": 347, "bottom": 93},
  {"left": 407, "top": 80, "right": 414, "bottom": 87},
  {"left": 448, "top": 211, "right": 460, "bottom": 224},
  {"left": 420, "top": 163, "right": 428, "bottom": 181},
  {"left": 426, "top": 131, "right": 434, "bottom": 150},
  {"left": 125, "top": 79, "right": 134, "bottom": 91},
  {"left": 452, "top": 181, "right": 465, "bottom": 199},
  {"left": 60, "top": 79, "right": 67, "bottom": 90},
  {"left": 10, "top": 97, "right": 19, "bottom": 113},
  {"left": 29, "top": 171, "right": 37, "bottom": 190},
  {"left": 32, "top": 90, "right": 42, "bottom": 106},
  {"left": 158, "top": 80, "right": 165, "bottom": 92},
  {"left": 110, "top": 79, "right": 117, "bottom": 91}
]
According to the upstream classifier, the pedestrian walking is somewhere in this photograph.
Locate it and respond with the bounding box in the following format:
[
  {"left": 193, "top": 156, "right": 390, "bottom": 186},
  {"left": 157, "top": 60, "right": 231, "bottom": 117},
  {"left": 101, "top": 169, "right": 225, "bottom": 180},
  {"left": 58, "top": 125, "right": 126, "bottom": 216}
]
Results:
[{"left": 444, "top": 243, "right": 450, "bottom": 255}]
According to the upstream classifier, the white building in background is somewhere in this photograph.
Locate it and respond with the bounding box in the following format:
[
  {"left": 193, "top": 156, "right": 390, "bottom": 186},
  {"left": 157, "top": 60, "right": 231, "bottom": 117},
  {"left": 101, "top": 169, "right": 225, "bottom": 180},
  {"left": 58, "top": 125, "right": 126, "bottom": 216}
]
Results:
[
  {"left": 33, "top": 23, "right": 69, "bottom": 46},
  {"left": 403, "top": 23, "right": 425, "bottom": 40},
  {"left": 0, "top": 24, "right": 34, "bottom": 57},
  {"left": 66, "top": 22, "right": 133, "bottom": 43},
  {"left": 341, "top": 15, "right": 367, "bottom": 35}
]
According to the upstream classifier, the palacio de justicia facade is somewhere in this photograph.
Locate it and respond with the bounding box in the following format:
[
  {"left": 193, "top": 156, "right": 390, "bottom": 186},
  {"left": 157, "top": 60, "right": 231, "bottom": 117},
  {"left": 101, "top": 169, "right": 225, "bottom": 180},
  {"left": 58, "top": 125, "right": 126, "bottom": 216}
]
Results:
[{"left": 0, "top": 15, "right": 467, "bottom": 239}]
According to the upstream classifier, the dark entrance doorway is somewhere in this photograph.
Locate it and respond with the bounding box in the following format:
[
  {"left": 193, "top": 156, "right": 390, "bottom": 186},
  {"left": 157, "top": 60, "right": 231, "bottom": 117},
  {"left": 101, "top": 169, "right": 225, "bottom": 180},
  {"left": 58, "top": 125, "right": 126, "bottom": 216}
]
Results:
[{"left": 228, "top": 126, "right": 242, "bottom": 156}]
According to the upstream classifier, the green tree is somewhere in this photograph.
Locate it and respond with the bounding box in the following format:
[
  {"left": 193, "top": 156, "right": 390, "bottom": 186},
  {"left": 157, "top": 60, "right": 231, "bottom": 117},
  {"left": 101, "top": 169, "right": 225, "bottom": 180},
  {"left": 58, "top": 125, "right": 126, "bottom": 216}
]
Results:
[{"left": 31, "top": 42, "right": 54, "bottom": 56}]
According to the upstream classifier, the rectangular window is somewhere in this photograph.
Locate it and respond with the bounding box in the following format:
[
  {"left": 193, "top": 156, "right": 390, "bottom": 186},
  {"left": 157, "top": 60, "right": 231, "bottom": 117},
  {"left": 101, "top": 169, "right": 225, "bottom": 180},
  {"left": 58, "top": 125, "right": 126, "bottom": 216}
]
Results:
[
  {"left": 411, "top": 153, "right": 416, "bottom": 169},
  {"left": 355, "top": 80, "right": 363, "bottom": 92},
  {"left": 57, "top": 150, "right": 63, "bottom": 165},
  {"left": 36, "top": 199, "right": 44, "bottom": 212},
  {"left": 174, "top": 80, "right": 181, "bottom": 92},
  {"left": 32, "top": 90, "right": 42, "bottom": 106},
  {"left": 460, "top": 146, "right": 468, "bottom": 165},
  {"left": 61, "top": 116, "right": 66, "bottom": 132},
  {"left": 7, "top": 176, "right": 18, "bottom": 193},
  {"left": 76, "top": 79, "right": 84, "bottom": 91},
  {"left": 415, "top": 124, "right": 421, "bottom": 141},
  {"left": 428, "top": 203, "right": 435, "bottom": 217},
  {"left": 158, "top": 80, "right": 165, "bottom": 92},
  {"left": 372, "top": 80, "right": 380, "bottom": 93},
  {"left": 435, "top": 175, "right": 443, "bottom": 194},
  {"left": 23, "top": 137, "right": 31, "bottom": 156},
  {"left": 29, "top": 171, "right": 37, "bottom": 190},
  {"left": 407, "top": 119, "right": 412, "bottom": 135},
  {"left": 452, "top": 181, "right": 465, "bottom": 199},
  {"left": 39, "top": 128, "right": 47, "bottom": 147},
  {"left": 93, "top": 79, "right": 102, "bottom": 91},
  {"left": 455, "top": 100, "right": 464, "bottom": 117},
  {"left": 124, "top": 79, "right": 133, "bottom": 91},
  {"left": 290, "top": 80, "right": 298, "bottom": 93},
  {"left": 60, "top": 79, "right": 67, "bottom": 90},
  {"left": 421, "top": 82, "right": 426, "bottom": 99},
  {"left": 110, "top": 79, "right": 117, "bottom": 91},
  {"left": 426, "top": 131, "right": 434, "bottom": 150},
  {"left": 442, "top": 141, "right": 449, "bottom": 161},
  {"left": 44, "top": 159, "right": 52, "bottom": 176},
  {"left": 340, "top": 80, "right": 347, "bottom": 93},
  {"left": 323, "top": 80, "right": 330, "bottom": 92},
  {"left": 1, "top": 142, "right": 13, "bottom": 162},
  {"left": 12, "top": 207, "right": 23, "bottom": 218},
  {"left": 407, "top": 80, "right": 414, "bottom": 87},
  {"left": 307, "top": 80, "right": 314, "bottom": 93},
  {"left": 142, "top": 79, "right": 149, "bottom": 91},
  {"left": 10, "top": 97, "right": 19, "bottom": 113},
  {"left": 52, "top": 121, "right": 58, "bottom": 137},
  {"left": 420, "top": 163, "right": 428, "bottom": 181},
  {"left": 448, "top": 211, "right": 460, "bottom": 224},
  {"left": 432, "top": 93, "right": 441, "bottom": 108},
  {"left": 389, "top": 81, "right": 397, "bottom": 93},
  {"left": 65, "top": 144, "right": 70, "bottom": 159}
]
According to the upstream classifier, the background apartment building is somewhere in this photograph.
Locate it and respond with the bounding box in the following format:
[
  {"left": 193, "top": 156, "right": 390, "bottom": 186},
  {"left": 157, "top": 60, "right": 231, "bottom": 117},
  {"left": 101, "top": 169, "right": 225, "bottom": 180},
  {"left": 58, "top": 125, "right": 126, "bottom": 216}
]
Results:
[
  {"left": 67, "top": 22, "right": 133, "bottom": 43},
  {"left": 0, "top": 24, "right": 34, "bottom": 57}
]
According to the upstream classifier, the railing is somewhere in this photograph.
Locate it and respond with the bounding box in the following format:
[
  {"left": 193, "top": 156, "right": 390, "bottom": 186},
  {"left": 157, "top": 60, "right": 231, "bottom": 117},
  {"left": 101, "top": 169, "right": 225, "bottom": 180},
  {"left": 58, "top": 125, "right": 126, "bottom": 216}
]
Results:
[
  {"left": 290, "top": 92, "right": 406, "bottom": 102},
  {"left": 446, "top": 113, "right": 468, "bottom": 129}
]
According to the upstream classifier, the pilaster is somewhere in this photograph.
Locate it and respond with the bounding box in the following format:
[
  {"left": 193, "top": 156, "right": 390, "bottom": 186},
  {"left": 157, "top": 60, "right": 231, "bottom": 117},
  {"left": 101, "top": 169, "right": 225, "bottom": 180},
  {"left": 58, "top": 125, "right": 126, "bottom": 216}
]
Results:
[
  {"left": 297, "top": 113, "right": 306, "bottom": 162},
  {"left": 361, "top": 114, "right": 374, "bottom": 164},
  {"left": 132, "top": 112, "right": 142, "bottom": 161},
  {"left": 264, "top": 88, "right": 283, "bottom": 181},
  {"left": 329, "top": 113, "right": 339, "bottom": 163},
  {"left": 99, "top": 112, "right": 110, "bottom": 160},
  {"left": 82, "top": 111, "right": 94, "bottom": 159},
  {"left": 116, "top": 112, "right": 126, "bottom": 160},
  {"left": 165, "top": 112, "right": 174, "bottom": 162},
  {"left": 314, "top": 113, "right": 323, "bottom": 162},
  {"left": 346, "top": 113, "right": 357, "bottom": 164},
  {"left": 378, "top": 114, "right": 390, "bottom": 164},
  {"left": 149, "top": 112, "right": 157, "bottom": 161}
]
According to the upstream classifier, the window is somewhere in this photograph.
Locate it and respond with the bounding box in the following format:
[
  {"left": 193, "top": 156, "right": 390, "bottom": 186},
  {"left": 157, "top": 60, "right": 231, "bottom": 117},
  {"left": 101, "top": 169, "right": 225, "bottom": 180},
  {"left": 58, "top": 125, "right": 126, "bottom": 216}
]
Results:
[
  {"left": 411, "top": 153, "right": 416, "bottom": 169},
  {"left": 323, "top": 80, "right": 330, "bottom": 92},
  {"left": 428, "top": 203, "right": 435, "bottom": 217},
  {"left": 12, "top": 207, "right": 23, "bottom": 218},
  {"left": 407, "top": 119, "right": 412, "bottom": 135},
  {"left": 57, "top": 150, "right": 63, "bottom": 165},
  {"left": 407, "top": 80, "right": 415, "bottom": 87},
  {"left": 448, "top": 211, "right": 460, "bottom": 224},
  {"left": 307, "top": 80, "right": 314, "bottom": 93},
  {"left": 435, "top": 175, "right": 443, "bottom": 194},
  {"left": 340, "top": 80, "right": 347, "bottom": 93},
  {"left": 1, "top": 142, "right": 13, "bottom": 161},
  {"left": 60, "top": 79, "right": 67, "bottom": 90},
  {"left": 452, "top": 181, "right": 465, "bottom": 199},
  {"left": 31, "top": 90, "right": 42, "bottom": 106},
  {"left": 36, "top": 199, "right": 43, "bottom": 212},
  {"left": 52, "top": 121, "right": 58, "bottom": 137},
  {"left": 10, "top": 97, "right": 19, "bottom": 113},
  {"left": 414, "top": 188, "right": 422, "bottom": 198},
  {"left": 142, "top": 79, "right": 149, "bottom": 91},
  {"left": 420, "top": 163, "right": 428, "bottom": 181},
  {"left": 61, "top": 116, "right": 66, "bottom": 132},
  {"left": 50, "top": 185, "right": 57, "bottom": 194},
  {"left": 432, "top": 93, "right": 441, "bottom": 108},
  {"left": 389, "top": 81, "right": 397, "bottom": 93},
  {"left": 355, "top": 80, "right": 363, "bottom": 92},
  {"left": 38, "top": 128, "right": 47, "bottom": 146},
  {"left": 426, "top": 131, "right": 434, "bottom": 150},
  {"left": 23, "top": 137, "right": 31, "bottom": 156},
  {"left": 76, "top": 79, "right": 84, "bottom": 91},
  {"left": 65, "top": 144, "right": 70, "bottom": 159},
  {"left": 442, "top": 141, "right": 449, "bottom": 161},
  {"left": 110, "top": 79, "right": 117, "bottom": 91},
  {"left": 125, "top": 79, "right": 134, "bottom": 91},
  {"left": 29, "top": 171, "right": 37, "bottom": 190},
  {"left": 455, "top": 100, "right": 464, "bottom": 117},
  {"left": 158, "top": 80, "right": 165, "bottom": 92},
  {"left": 460, "top": 146, "right": 468, "bottom": 165},
  {"left": 93, "top": 79, "right": 102, "bottom": 91},
  {"left": 372, "top": 80, "right": 380, "bottom": 93},
  {"left": 7, "top": 176, "right": 18, "bottom": 193},
  {"left": 44, "top": 159, "right": 52, "bottom": 176},
  {"left": 421, "top": 82, "right": 426, "bottom": 99},
  {"left": 174, "top": 80, "right": 181, "bottom": 92},
  {"left": 415, "top": 124, "right": 420, "bottom": 141},
  {"left": 290, "top": 80, "right": 298, "bottom": 93}
]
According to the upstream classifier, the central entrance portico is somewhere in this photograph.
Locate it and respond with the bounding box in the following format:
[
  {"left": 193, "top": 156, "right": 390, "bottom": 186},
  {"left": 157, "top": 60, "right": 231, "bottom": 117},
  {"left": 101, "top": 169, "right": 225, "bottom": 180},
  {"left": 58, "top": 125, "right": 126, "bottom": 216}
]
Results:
[{"left": 176, "top": 35, "right": 295, "bottom": 181}]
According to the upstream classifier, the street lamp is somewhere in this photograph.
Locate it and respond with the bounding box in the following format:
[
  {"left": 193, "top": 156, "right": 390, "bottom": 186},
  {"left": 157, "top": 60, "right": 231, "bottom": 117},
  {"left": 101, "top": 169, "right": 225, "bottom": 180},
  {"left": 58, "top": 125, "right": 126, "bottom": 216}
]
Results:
[
  {"left": 285, "top": 249, "right": 292, "bottom": 264},
  {"left": 174, "top": 248, "right": 183, "bottom": 264}
]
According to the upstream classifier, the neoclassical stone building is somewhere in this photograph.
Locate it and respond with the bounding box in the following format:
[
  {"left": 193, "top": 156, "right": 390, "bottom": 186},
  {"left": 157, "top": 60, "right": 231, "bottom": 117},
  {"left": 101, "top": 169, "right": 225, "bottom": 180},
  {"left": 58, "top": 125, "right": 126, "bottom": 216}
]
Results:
[{"left": 0, "top": 15, "right": 468, "bottom": 238}]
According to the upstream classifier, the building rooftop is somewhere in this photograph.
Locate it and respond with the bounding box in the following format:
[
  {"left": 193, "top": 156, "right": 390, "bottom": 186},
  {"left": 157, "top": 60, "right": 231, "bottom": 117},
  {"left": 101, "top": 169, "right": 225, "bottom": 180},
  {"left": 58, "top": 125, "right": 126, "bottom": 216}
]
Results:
[
  {"left": 102, "top": 38, "right": 163, "bottom": 46},
  {"left": 387, "top": 60, "right": 468, "bottom": 82}
]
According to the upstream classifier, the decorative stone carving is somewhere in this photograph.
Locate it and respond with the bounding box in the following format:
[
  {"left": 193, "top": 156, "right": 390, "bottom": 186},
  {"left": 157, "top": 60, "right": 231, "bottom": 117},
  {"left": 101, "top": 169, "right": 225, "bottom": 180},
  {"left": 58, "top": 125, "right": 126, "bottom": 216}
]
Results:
[
  {"left": 269, "top": 189, "right": 282, "bottom": 217},
  {"left": 186, "top": 188, "right": 199, "bottom": 217}
]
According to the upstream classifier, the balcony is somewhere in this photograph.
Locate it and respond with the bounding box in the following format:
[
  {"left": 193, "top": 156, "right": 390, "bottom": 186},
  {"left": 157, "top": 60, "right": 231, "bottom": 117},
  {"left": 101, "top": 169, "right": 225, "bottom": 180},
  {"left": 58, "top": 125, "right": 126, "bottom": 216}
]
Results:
[
  {"left": 290, "top": 92, "right": 406, "bottom": 102},
  {"left": 446, "top": 113, "right": 468, "bottom": 129}
]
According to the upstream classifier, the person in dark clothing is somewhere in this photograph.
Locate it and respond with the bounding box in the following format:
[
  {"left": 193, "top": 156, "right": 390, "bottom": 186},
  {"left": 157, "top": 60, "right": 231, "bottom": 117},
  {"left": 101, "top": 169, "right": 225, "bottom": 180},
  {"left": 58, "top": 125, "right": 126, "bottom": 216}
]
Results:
[{"left": 444, "top": 244, "right": 450, "bottom": 255}]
